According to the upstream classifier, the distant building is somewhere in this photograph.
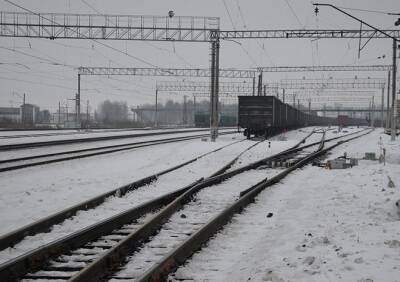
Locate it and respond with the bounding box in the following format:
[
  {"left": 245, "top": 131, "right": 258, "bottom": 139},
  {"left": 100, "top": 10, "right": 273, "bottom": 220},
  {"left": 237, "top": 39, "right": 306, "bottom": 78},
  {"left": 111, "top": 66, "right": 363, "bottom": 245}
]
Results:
[
  {"left": 37, "top": 110, "right": 51, "bottom": 124},
  {"left": 21, "top": 104, "right": 40, "bottom": 125},
  {"left": 0, "top": 107, "right": 21, "bottom": 122}
]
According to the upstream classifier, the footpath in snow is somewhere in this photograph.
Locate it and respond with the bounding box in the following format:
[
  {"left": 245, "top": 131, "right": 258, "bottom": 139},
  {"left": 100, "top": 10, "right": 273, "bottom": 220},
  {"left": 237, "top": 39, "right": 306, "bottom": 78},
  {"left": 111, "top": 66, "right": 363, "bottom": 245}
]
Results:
[{"left": 173, "top": 129, "right": 400, "bottom": 282}]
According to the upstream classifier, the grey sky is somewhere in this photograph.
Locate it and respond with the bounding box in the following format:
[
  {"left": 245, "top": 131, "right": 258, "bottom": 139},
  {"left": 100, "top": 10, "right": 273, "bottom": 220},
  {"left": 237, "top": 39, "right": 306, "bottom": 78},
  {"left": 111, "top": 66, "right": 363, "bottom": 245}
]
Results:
[{"left": 0, "top": 0, "right": 398, "bottom": 112}]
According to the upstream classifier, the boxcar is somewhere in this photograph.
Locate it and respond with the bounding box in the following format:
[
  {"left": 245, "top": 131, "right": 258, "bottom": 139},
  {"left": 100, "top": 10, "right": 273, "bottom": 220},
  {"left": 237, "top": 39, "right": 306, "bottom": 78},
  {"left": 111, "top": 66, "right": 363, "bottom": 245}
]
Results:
[{"left": 238, "top": 96, "right": 288, "bottom": 137}]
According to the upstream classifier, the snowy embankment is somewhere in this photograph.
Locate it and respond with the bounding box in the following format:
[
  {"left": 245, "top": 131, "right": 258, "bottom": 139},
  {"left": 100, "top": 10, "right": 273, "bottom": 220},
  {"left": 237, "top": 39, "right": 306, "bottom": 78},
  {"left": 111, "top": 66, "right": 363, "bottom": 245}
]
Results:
[{"left": 172, "top": 129, "right": 400, "bottom": 282}]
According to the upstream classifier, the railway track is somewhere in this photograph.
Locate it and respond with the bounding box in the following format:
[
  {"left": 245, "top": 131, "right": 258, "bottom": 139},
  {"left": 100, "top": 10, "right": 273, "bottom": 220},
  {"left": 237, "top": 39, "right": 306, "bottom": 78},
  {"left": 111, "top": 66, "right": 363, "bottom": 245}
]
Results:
[
  {"left": 0, "top": 131, "right": 236, "bottom": 172},
  {"left": 0, "top": 137, "right": 251, "bottom": 251},
  {"left": 0, "top": 128, "right": 232, "bottom": 151},
  {"left": 0, "top": 129, "right": 364, "bottom": 281},
  {"left": 0, "top": 136, "right": 274, "bottom": 281},
  {"left": 0, "top": 128, "right": 153, "bottom": 139}
]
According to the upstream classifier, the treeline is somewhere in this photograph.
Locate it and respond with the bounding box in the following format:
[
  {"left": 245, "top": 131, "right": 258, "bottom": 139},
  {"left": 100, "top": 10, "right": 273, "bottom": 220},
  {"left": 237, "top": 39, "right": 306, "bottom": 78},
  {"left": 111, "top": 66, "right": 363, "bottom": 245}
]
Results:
[{"left": 95, "top": 99, "right": 238, "bottom": 127}]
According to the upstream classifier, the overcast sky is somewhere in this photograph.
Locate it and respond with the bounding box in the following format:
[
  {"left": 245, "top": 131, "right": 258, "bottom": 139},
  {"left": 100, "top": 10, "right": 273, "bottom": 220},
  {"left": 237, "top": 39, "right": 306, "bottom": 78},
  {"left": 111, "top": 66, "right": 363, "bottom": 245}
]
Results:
[{"left": 0, "top": 0, "right": 398, "bottom": 112}]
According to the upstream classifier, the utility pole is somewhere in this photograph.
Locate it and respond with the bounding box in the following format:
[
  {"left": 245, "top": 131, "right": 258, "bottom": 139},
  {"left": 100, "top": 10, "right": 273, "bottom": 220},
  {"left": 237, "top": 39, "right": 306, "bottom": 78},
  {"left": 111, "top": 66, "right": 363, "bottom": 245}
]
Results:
[
  {"left": 292, "top": 94, "right": 296, "bottom": 108},
  {"left": 391, "top": 39, "right": 397, "bottom": 140},
  {"left": 210, "top": 39, "right": 219, "bottom": 141},
  {"left": 252, "top": 76, "right": 255, "bottom": 96},
  {"left": 58, "top": 101, "right": 61, "bottom": 126},
  {"left": 22, "top": 93, "right": 26, "bottom": 127},
  {"left": 282, "top": 88, "right": 285, "bottom": 103},
  {"left": 183, "top": 95, "right": 187, "bottom": 125},
  {"left": 257, "top": 72, "right": 262, "bottom": 96},
  {"left": 263, "top": 85, "right": 266, "bottom": 96},
  {"left": 193, "top": 95, "right": 197, "bottom": 123},
  {"left": 155, "top": 88, "right": 158, "bottom": 128},
  {"left": 86, "top": 100, "right": 89, "bottom": 128},
  {"left": 65, "top": 103, "right": 69, "bottom": 122},
  {"left": 387, "top": 71, "right": 391, "bottom": 128},
  {"left": 371, "top": 96, "right": 375, "bottom": 127},
  {"left": 381, "top": 87, "right": 384, "bottom": 128},
  {"left": 77, "top": 74, "right": 81, "bottom": 128}
]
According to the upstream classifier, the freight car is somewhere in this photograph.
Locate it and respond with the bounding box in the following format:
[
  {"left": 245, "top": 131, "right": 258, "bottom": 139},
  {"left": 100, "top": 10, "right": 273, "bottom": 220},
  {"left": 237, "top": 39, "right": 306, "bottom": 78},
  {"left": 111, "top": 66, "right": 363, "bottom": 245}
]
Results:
[{"left": 238, "top": 96, "right": 365, "bottom": 138}]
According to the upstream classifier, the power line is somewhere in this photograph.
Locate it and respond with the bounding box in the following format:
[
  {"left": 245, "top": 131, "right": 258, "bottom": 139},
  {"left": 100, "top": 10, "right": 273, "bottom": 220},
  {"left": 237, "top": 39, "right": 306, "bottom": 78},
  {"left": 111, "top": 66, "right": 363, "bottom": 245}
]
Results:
[
  {"left": 235, "top": 0, "right": 275, "bottom": 66},
  {"left": 336, "top": 5, "right": 397, "bottom": 15},
  {"left": 0, "top": 46, "right": 76, "bottom": 68},
  {"left": 4, "top": 0, "right": 159, "bottom": 68},
  {"left": 283, "top": 0, "right": 304, "bottom": 28},
  {"left": 221, "top": 0, "right": 258, "bottom": 67},
  {"left": 80, "top": 0, "right": 195, "bottom": 68}
]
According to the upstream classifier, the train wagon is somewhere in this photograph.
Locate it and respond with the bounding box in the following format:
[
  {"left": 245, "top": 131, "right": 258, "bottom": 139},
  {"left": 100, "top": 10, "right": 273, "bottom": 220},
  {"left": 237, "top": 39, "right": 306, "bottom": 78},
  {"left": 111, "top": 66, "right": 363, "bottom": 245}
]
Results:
[{"left": 238, "top": 96, "right": 289, "bottom": 138}]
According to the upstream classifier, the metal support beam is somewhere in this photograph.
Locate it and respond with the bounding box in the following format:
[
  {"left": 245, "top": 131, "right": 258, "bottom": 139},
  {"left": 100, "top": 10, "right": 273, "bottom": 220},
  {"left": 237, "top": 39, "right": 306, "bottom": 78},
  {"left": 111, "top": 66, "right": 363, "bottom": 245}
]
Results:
[
  {"left": 155, "top": 89, "right": 158, "bottom": 128},
  {"left": 381, "top": 87, "right": 384, "bottom": 128},
  {"left": 0, "top": 12, "right": 219, "bottom": 42},
  {"left": 210, "top": 39, "right": 220, "bottom": 141},
  {"left": 257, "top": 65, "right": 392, "bottom": 72},
  {"left": 391, "top": 39, "right": 397, "bottom": 140},
  {"left": 218, "top": 29, "right": 400, "bottom": 39},
  {"left": 77, "top": 74, "right": 81, "bottom": 127},
  {"left": 387, "top": 71, "right": 391, "bottom": 128},
  {"left": 78, "top": 67, "right": 256, "bottom": 78},
  {"left": 257, "top": 72, "right": 263, "bottom": 96},
  {"left": 266, "top": 78, "right": 385, "bottom": 89}
]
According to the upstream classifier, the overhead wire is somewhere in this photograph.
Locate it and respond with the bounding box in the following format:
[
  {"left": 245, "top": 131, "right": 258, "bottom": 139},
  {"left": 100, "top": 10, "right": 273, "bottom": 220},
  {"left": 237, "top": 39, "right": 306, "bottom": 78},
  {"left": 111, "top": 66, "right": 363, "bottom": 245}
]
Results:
[
  {"left": 221, "top": 0, "right": 258, "bottom": 68},
  {"left": 235, "top": 0, "right": 276, "bottom": 67},
  {"left": 4, "top": 0, "right": 159, "bottom": 68},
  {"left": 80, "top": 0, "right": 196, "bottom": 69}
]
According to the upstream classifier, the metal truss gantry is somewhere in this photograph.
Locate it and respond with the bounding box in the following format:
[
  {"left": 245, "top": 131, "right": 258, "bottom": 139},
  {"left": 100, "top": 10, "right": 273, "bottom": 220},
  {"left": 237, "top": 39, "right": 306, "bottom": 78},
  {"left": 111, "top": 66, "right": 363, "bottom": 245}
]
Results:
[
  {"left": 2, "top": 12, "right": 399, "bottom": 40},
  {"left": 157, "top": 79, "right": 385, "bottom": 92},
  {"left": 257, "top": 65, "right": 392, "bottom": 72},
  {"left": 218, "top": 29, "right": 400, "bottom": 39},
  {"left": 267, "top": 78, "right": 386, "bottom": 89},
  {"left": 78, "top": 65, "right": 393, "bottom": 77},
  {"left": 78, "top": 67, "right": 256, "bottom": 78},
  {"left": 156, "top": 81, "right": 254, "bottom": 93},
  {"left": 0, "top": 12, "right": 219, "bottom": 41}
]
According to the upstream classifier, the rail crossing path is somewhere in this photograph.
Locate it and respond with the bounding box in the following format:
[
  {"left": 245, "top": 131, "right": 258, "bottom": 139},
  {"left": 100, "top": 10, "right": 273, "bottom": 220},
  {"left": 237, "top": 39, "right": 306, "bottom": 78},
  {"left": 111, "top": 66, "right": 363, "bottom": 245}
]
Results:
[{"left": 0, "top": 126, "right": 383, "bottom": 281}]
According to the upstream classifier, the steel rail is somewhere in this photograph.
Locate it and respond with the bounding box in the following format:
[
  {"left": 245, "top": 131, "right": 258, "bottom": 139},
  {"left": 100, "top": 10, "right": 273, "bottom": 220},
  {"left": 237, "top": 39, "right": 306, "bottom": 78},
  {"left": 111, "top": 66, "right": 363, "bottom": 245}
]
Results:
[
  {"left": 68, "top": 131, "right": 329, "bottom": 281},
  {"left": 70, "top": 129, "right": 368, "bottom": 281},
  {"left": 0, "top": 128, "right": 220, "bottom": 151},
  {"left": 0, "top": 138, "right": 268, "bottom": 281},
  {"left": 0, "top": 127, "right": 162, "bottom": 139},
  {"left": 138, "top": 129, "right": 372, "bottom": 282},
  {"left": 0, "top": 137, "right": 242, "bottom": 251},
  {"left": 0, "top": 131, "right": 236, "bottom": 172},
  {"left": 0, "top": 129, "right": 364, "bottom": 280}
]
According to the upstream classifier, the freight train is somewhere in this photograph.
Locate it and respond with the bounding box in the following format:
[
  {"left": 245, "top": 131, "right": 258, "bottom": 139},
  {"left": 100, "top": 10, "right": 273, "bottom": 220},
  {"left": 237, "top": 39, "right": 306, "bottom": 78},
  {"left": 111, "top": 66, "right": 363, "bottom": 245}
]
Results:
[{"left": 238, "top": 96, "right": 368, "bottom": 138}]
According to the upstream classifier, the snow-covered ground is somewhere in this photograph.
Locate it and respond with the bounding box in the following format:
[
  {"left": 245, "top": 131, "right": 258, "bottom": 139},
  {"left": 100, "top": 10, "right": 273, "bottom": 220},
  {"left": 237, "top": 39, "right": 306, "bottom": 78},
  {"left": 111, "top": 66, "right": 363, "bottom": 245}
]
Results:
[
  {"left": 0, "top": 127, "right": 311, "bottom": 265},
  {"left": 1, "top": 126, "right": 390, "bottom": 281},
  {"left": 0, "top": 138, "right": 255, "bottom": 264},
  {"left": 0, "top": 134, "right": 240, "bottom": 235},
  {"left": 172, "top": 129, "right": 400, "bottom": 282},
  {"left": 0, "top": 129, "right": 234, "bottom": 160}
]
